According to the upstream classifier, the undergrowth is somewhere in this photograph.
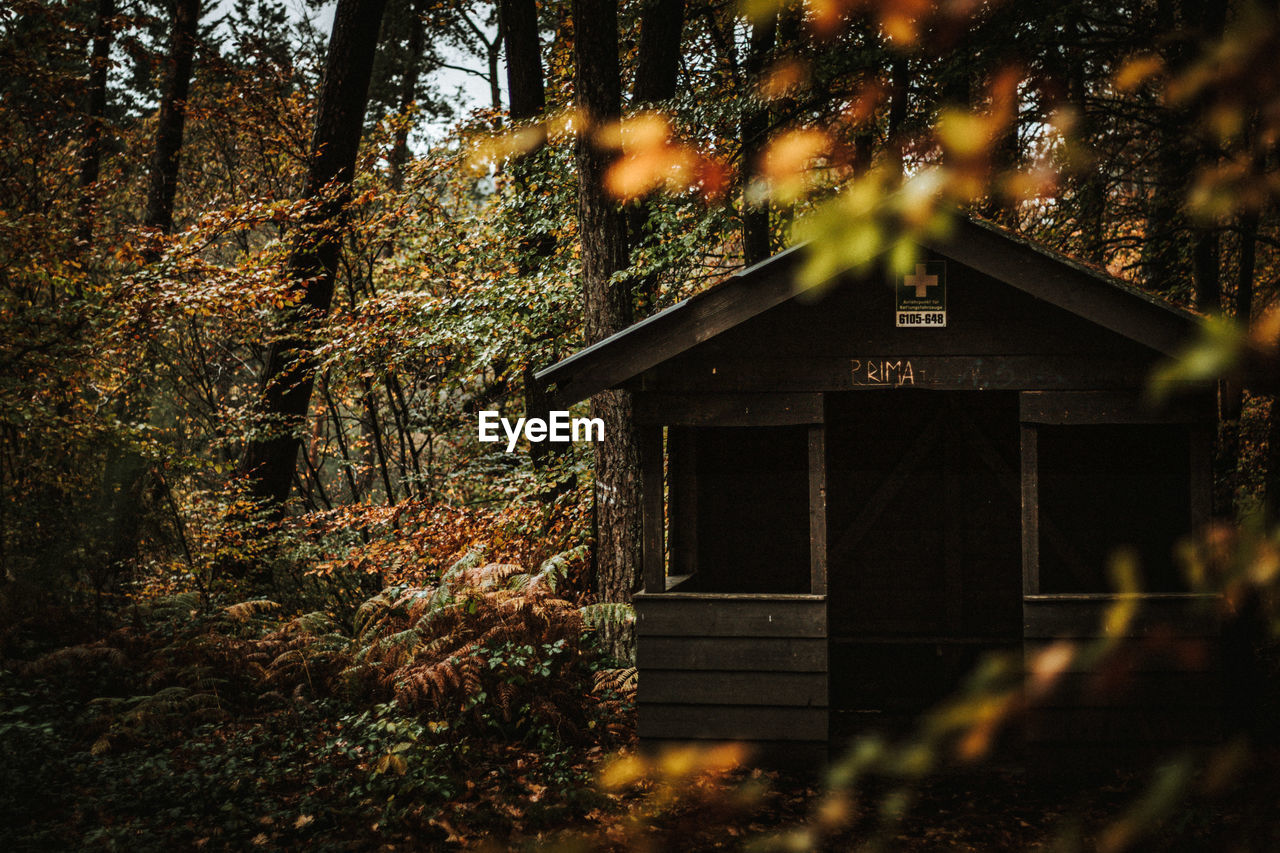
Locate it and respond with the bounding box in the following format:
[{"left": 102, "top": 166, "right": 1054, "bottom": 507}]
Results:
[{"left": 0, "top": 548, "right": 636, "bottom": 850}]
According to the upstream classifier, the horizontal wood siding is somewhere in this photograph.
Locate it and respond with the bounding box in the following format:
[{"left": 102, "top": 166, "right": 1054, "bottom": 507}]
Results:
[
  {"left": 1023, "top": 594, "right": 1222, "bottom": 638},
  {"left": 638, "top": 636, "right": 827, "bottom": 671},
  {"left": 635, "top": 593, "right": 827, "bottom": 637},
  {"left": 642, "top": 671, "right": 828, "bottom": 706},
  {"left": 1020, "top": 391, "right": 1214, "bottom": 425},
  {"left": 636, "top": 593, "right": 828, "bottom": 755},
  {"left": 638, "top": 705, "right": 828, "bottom": 741},
  {"left": 1023, "top": 595, "right": 1223, "bottom": 746},
  {"left": 634, "top": 392, "right": 823, "bottom": 426}
]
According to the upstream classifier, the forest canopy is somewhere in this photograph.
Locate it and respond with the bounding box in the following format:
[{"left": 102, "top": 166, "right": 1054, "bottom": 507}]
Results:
[{"left": 3, "top": 0, "right": 1280, "bottom": 849}]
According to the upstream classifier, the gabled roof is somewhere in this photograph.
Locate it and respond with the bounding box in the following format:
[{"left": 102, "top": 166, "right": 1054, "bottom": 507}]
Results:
[{"left": 536, "top": 216, "right": 1201, "bottom": 407}]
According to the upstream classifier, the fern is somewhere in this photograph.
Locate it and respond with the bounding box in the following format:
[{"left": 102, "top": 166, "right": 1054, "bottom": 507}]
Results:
[
  {"left": 222, "top": 599, "right": 281, "bottom": 621},
  {"left": 592, "top": 666, "right": 638, "bottom": 695},
  {"left": 579, "top": 602, "right": 636, "bottom": 631}
]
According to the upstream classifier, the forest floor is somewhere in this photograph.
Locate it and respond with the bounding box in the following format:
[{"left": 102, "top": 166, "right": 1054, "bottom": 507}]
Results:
[
  {"left": 5, "top": 662, "right": 1279, "bottom": 853},
  {"left": 4, "top": 593, "right": 1279, "bottom": 851}
]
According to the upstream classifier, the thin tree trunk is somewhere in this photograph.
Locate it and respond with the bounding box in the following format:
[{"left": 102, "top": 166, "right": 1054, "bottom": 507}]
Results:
[
  {"left": 1067, "top": 11, "right": 1105, "bottom": 262},
  {"left": 500, "top": 0, "right": 566, "bottom": 472},
  {"left": 388, "top": 0, "right": 426, "bottom": 190},
  {"left": 1234, "top": 211, "right": 1259, "bottom": 327},
  {"left": 887, "top": 55, "right": 909, "bottom": 177},
  {"left": 488, "top": 16, "right": 505, "bottom": 110},
  {"left": 627, "top": 0, "right": 684, "bottom": 311},
  {"left": 1142, "top": 0, "right": 1200, "bottom": 292},
  {"left": 1189, "top": 0, "right": 1227, "bottom": 312},
  {"left": 574, "top": 0, "right": 640, "bottom": 659},
  {"left": 144, "top": 0, "right": 201, "bottom": 236},
  {"left": 236, "top": 0, "right": 390, "bottom": 522},
  {"left": 1265, "top": 395, "right": 1280, "bottom": 523},
  {"left": 1193, "top": 228, "right": 1221, "bottom": 312},
  {"left": 76, "top": 0, "right": 116, "bottom": 248},
  {"left": 1221, "top": 210, "right": 1259, "bottom": 517},
  {"left": 741, "top": 10, "right": 775, "bottom": 265}
]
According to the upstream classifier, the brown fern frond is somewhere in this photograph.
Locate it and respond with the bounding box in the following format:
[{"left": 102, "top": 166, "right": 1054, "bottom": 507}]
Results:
[
  {"left": 592, "top": 666, "right": 639, "bottom": 697},
  {"left": 24, "top": 643, "right": 127, "bottom": 675},
  {"left": 222, "top": 599, "right": 281, "bottom": 621},
  {"left": 496, "top": 681, "right": 516, "bottom": 722}
]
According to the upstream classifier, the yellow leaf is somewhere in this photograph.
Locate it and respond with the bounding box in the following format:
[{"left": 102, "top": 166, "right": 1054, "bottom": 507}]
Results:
[
  {"left": 936, "top": 109, "right": 996, "bottom": 159},
  {"left": 760, "top": 128, "right": 832, "bottom": 201},
  {"left": 594, "top": 112, "right": 671, "bottom": 151},
  {"left": 1114, "top": 54, "right": 1164, "bottom": 91},
  {"left": 598, "top": 753, "right": 647, "bottom": 790},
  {"left": 758, "top": 60, "right": 809, "bottom": 100}
]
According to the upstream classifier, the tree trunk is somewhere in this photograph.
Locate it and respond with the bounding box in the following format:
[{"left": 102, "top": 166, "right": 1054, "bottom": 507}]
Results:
[
  {"left": 236, "top": 0, "right": 390, "bottom": 518},
  {"left": 499, "top": 0, "right": 566, "bottom": 471},
  {"left": 632, "top": 0, "right": 684, "bottom": 108},
  {"left": 1067, "top": 15, "right": 1106, "bottom": 263},
  {"left": 627, "top": 0, "right": 684, "bottom": 311},
  {"left": 887, "top": 55, "right": 909, "bottom": 176},
  {"left": 1265, "top": 395, "right": 1280, "bottom": 523},
  {"left": 500, "top": 0, "right": 544, "bottom": 120},
  {"left": 574, "top": 0, "right": 640, "bottom": 659},
  {"left": 76, "top": 0, "right": 115, "bottom": 248},
  {"left": 144, "top": 0, "right": 201, "bottom": 236},
  {"left": 1192, "top": 227, "right": 1221, "bottom": 312},
  {"left": 488, "top": 15, "right": 505, "bottom": 111},
  {"left": 741, "top": 10, "right": 775, "bottom": 266},
  {"left": 388, "top": 0, "right": 425, "bottom": 190},
  {"left": 1220, "top": 210, "right": 1259, "bottom": 517}
]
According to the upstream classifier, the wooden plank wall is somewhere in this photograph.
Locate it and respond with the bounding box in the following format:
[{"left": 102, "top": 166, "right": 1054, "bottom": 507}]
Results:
[
  {"left": 635, "top": 593, "right": 829, "bottom": 766},
  {"left": 1023, "top": 594, "right": 1223, "bottom": 746}
]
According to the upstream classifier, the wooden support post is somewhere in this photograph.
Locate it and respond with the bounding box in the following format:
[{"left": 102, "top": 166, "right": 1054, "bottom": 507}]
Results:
[
  {"left": 640, "top": 424, "right": 666, "bottom": 593},
  {"left": 1189, "top": 423, "right": 1213, "bottom": 528},
  {"left": 1020, "top": 422, "right": 1040, "bottom": 596},
  {"left": 943, "top": 408, "right": 965, "bottom": 630},
  {"left": 667, "top": 427, "right": 697, "bottom": 580},
  {"left": 808, "top": 423, "right": 828, "bottom": 596}
]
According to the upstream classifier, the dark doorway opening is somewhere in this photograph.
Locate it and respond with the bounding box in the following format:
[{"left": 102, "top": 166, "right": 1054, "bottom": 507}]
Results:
[{"left": 825, "top": 392, "right": 1024, "bottom": 733}]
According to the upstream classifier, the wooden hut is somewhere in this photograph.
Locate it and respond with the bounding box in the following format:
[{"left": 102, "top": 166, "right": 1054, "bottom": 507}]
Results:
[{"left": 537, "top": 218, "right": 1222, "bottom": 763}]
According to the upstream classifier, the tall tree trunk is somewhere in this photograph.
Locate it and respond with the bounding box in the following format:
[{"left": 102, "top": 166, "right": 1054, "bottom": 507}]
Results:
[
  {"left": 887, "top": 55, "right": 909, "bottom": 177},
  {"left": 144, "top": 0, "right": 201, "bottom": 237},
  {"left": 388, "top": 0, "right": 425, "bottom": 190},
  {"left": 488, "top": 16, "right": 505, "bottom": 110},
  {"left": 236, "top": 0, "right": 390, "bottom": 520},
  {"left": 1223, "top": 209, "right": 1259, "bottom": 517},
  {"left": 632, "top": 0, "right": 684, "bottom": 108},
  {"left": 1067, "top": 15, "right": 1105, "bottom": 263},
  {"left": 574, "top": 0, "right": 640, "bottom": 659},
  {"left": 1192, "top": 228, "right": 1221, "bottom": 312},
  {"left": 627, "top": 0, "right": 684, "bottom": 311},
  {"left": 500, "top": 0, "right": 565, "bottom": 471},
  {"left": 1141, "top": 0, "right": 1223, "bottom": 293},
  {"left": 741, "top": 10, "right": 775, "bottom": 265},
  {"left": 76, "top": 0, "right": 116, "bottom": 248},
  {"left": 500, "top": 0, "right": 544, "bottom": 120}
]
